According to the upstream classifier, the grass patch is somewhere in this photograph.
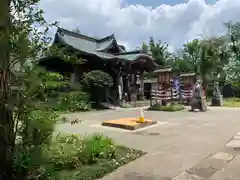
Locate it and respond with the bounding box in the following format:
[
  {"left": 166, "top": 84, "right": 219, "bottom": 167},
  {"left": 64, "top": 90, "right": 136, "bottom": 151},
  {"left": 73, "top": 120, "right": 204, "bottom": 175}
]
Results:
[
  {"left": 223, "top": 98, "right": 240, "bottom": 107},
  {"left": 55, "top": 146, "right": 144, "bottom": 180},
  {"left": 148, "top": 103, "right": 185, "bottom": 112},
  {"left": 39, "top": 133, "right": 145, "bottom": 180}
]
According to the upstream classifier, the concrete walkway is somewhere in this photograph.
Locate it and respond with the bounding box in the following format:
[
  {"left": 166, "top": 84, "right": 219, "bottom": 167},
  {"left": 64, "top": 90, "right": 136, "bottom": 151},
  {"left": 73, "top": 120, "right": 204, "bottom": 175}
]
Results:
[{"left": 56, "top": 107, "right": 240, "bottom": 180}]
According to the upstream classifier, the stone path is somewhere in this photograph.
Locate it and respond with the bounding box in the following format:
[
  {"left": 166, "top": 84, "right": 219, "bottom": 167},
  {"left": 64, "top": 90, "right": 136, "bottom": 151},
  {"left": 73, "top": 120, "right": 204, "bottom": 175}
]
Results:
[{"left": 56, "top": 107, "right": 240, "bottom": 180}]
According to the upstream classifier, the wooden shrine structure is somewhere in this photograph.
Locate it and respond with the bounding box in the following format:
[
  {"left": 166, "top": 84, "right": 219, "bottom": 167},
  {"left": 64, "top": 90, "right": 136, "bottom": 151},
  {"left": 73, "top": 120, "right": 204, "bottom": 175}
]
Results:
[
  {"left": 180, "top": 73, "right": 196, "bottom": 104},
  {"left": 39, "top": 28, "right": 157, "bottom": 105},
  {"left": 150, "top": 67, "right": 178, "bottom": 106}
]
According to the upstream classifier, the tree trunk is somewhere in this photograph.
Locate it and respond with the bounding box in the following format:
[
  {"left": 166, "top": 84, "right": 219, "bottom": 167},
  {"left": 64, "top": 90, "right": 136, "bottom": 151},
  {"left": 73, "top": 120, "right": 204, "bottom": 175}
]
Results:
[{"left": 0, "top": 0, "right": 14, "bottom": 179}]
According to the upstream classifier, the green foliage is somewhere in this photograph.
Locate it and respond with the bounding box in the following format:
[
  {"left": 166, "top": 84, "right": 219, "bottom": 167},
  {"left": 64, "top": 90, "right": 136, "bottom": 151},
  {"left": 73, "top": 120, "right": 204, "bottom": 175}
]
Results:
[
  {"left": 24, "top": 67, "right": 69, "bottom": 101},
  {"left": 81, "top": 70, "right": 113, "bottom": 103},
  {"left": 180, "top": 36, "right": 230, "bottom": 85},
  {"left": 20, "top": 109, "right": 58, "bottom": 145},
  {"left": 182, "top": 39, "right": 201, "bottom": 72},
  {"left": 80, "top": 134, "right": 116, "bottom": 164},
  {"left": 170, "top": 56, "right": 194, "bottom": 73},
  {"left": 55, "top": 92, "right": 91, "bottom": 112},
  {"left": 224, "top": 22, "right": 240, "bottom": 82},
  {"left": 44, "top": 134, "right": 84, "bottom": 170},
  {"left": 148, "top": 103, "right": 184, "bottom": 111},
  {"left": 53, "top": 146, "right": 145, "bottom": 180},
  {"left": 46, "top": 44, "right": 82, "bottom": 64},
  {"left": 149, "top": 37, "right": 170, "bottom": 66},
  {"left": 13, "top": 109, "right": 58, "bottom": 179},
  {"left": 141, "top": 42, "right": 149, "bottom": 53},
  {"left": 36, "top": 133, "right": 145, "bottom": 180},
  {"left": 21, "top": 67, "right": 91, "bottom": 112},
  {"left": 44, "top": 133, "right": 116, "bottom": 170}
]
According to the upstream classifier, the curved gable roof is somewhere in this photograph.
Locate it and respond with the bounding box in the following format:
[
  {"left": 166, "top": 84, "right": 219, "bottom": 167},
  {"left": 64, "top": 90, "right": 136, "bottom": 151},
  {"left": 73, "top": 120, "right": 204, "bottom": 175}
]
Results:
[
  {"left": 56, "top": 27, "right": 124, "bottom": 54},
  {"left": 53, "top": 27, "right": 156, "bottom": 69}
]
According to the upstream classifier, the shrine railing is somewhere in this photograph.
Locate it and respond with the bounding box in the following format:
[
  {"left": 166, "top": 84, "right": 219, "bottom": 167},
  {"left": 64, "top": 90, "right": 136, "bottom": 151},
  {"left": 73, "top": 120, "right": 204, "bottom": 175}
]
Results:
[
  {"left": 181, "top": 89, "right": 193, "bottom": 99},
  {"left": 151, "top": 88, "right": 179, "bottom": 101}
]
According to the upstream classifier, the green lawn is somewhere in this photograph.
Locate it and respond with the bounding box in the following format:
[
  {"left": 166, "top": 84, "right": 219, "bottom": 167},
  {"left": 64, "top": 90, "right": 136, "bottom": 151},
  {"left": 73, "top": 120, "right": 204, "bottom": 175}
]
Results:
[
  {"left": 223, "top": 98, "right": 240, "bottom": 107},
  {"left": 148, "top": 103, "right": 185, "bottom": 112}
]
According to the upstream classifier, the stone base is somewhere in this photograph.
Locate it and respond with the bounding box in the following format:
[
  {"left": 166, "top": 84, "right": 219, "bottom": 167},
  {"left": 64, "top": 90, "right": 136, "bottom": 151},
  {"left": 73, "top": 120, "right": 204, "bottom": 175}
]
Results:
[
  {"left": 102, "top": 118, "right": 157, "bottom": 130},
  {"left": 202, "top": 98, "right": 208, "bottom": 111},
  {"left": 211, "top": 95, "right": 223, "bottom": 106},
  {"left": 191, "top": 97, "right": 208, "bottom": 111}
]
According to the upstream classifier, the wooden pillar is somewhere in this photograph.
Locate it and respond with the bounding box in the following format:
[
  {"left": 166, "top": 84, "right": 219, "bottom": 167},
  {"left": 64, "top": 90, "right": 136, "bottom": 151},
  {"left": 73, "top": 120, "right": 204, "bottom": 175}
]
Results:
[
  {"left": 70, "top": 66, "right": 79, "bottom": 83},
  {"left": 70, "top": 72, "right": 76, "bottom": 83},
  {"left": 124, "top": 75, "right": 130, "bottom": 102},
  {"left": 129, "top": 74, "right": 137, "bottom": 102},
  {"left": 139, "top": 71, "right": 144, "bottom": 100},
  {"left": 116, "top": 70, "right": 123, "bottom": 106}
]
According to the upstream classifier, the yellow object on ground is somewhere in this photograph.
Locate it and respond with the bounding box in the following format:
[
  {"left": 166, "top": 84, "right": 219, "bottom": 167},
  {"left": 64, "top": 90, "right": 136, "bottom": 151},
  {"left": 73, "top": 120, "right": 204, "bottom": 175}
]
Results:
[
  {"left": 138, "top": 108, "right": 145, "bottom": 123},
  {"left": 138, "top": 116, "right": 145, "bottom": 123},
  {"left": 102, "top": 117, "right": 157, "bottom": 130}
]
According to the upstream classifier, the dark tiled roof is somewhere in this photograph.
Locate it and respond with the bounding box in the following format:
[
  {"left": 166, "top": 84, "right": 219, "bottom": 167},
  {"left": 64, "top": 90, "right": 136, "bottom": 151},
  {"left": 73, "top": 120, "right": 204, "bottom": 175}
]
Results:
[
  {"left": 55, "top": 27, "right": 154, "bottom": 62},
  {"left": 180, "top": 73, "right": 196, "bottom": 77},
  {"left": 154, "top": 67, "right": 172, "bottom": 73}
]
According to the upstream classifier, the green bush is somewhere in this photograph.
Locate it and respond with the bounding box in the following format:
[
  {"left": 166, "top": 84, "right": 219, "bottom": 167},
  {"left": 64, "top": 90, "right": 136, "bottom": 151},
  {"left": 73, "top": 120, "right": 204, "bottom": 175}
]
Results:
[
  {"left": 148, "top": 103, "right": 184, "bottom": 111},
  {"left": 56, "top": 91, "right": 91, "bottom": 112},
  {"left": 27, "top": 68, "right": 69, "bottom": 101},
  {"left": 44, "top": 133, "right": 116, "bottom": 170},
  {"left": 44, "top": 134, "right": 84, "bottom": 170},
  {"left": 21, "top": 109, "right": 59, "bottom": 146},
  {"left": 55, "top": 147, "right": 145, "bottom": 180},
  {"left": 79, "top": 134, "right": 116, "bottom": 164},
  {"left": 81, "top": 70, "right": 113, "bottom": 103},
  {"left": 13, "top": 109, "right": 58, "bottom": 179},
  {"left": 19, "top": 132, "right": 145, "bottom": 180}
]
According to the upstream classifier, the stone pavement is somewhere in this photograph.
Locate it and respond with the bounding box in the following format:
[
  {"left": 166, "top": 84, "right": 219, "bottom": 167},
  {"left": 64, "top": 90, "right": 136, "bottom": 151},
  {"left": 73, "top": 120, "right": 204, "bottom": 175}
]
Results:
[{"left": 56, "top": 107, "right": 240, "bottom": 180}]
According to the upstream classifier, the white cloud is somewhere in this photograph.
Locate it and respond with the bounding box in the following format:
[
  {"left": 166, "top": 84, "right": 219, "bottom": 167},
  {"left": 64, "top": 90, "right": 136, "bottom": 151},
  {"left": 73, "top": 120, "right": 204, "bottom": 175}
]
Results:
[{"left": 40, "top": 0, "right": 240, "bottom": 51}]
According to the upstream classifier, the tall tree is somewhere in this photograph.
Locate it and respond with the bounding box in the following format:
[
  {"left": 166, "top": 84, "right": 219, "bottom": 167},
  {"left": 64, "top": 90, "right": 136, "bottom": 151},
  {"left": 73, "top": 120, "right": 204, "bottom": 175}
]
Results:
[
  {"left": 182, "top": 39, "right": 201, "bottom": 74},
  {"left": 224, "top": 22, "right": 240, "bottom": 82},
  {"left": 181, "top": 38, "right": 228, "bottom": 84},
  {"left": 141, "top": 42, "right": 149, "bottom": 53},
  {"left": 0, "top": 0, "right": 13, "bottom": 179},
  {"left": 170, "top": 54, "right": 194, "bottom": 73},
  {"left": 149, "top": 36, "right": 169, "bottom": 66},
  {"left": 0, "top": 0, "right": 55, "bottom": 179}
]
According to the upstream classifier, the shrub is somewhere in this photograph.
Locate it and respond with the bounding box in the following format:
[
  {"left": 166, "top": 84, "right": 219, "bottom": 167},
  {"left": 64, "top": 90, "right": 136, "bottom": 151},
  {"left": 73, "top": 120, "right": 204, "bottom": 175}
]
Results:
[
  {"left": 79, "top": 134, "right": 116, "bottom": 164},
  {"left": 56, "top": 91, "right": 91, "bottom": 112},
  {"left": 44, "top": 133, "right": 116, "bottom": 170},
  {"left": 27, "top": 68, "right": 69, "bottom": 101},
  {"left": 44, "top": 134, "right": 84, "bottom": 170},
  {"left": 18, "top": 132, "right": 145, "bottom": 180},
  {"left": 13, "top": 109, "right": 58, "bottom": 179},
  {"left": 20, "top": 109, "right": 59, "bottom": 146},
  {"left": 81, "top": 70, "right": 113, "bottom": 103},
  {"left": 148, "top": 103, "right": 184, "bottom": 111},
  {"left": 55, "top": 146, "right": 145, "bottom": 180}
]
